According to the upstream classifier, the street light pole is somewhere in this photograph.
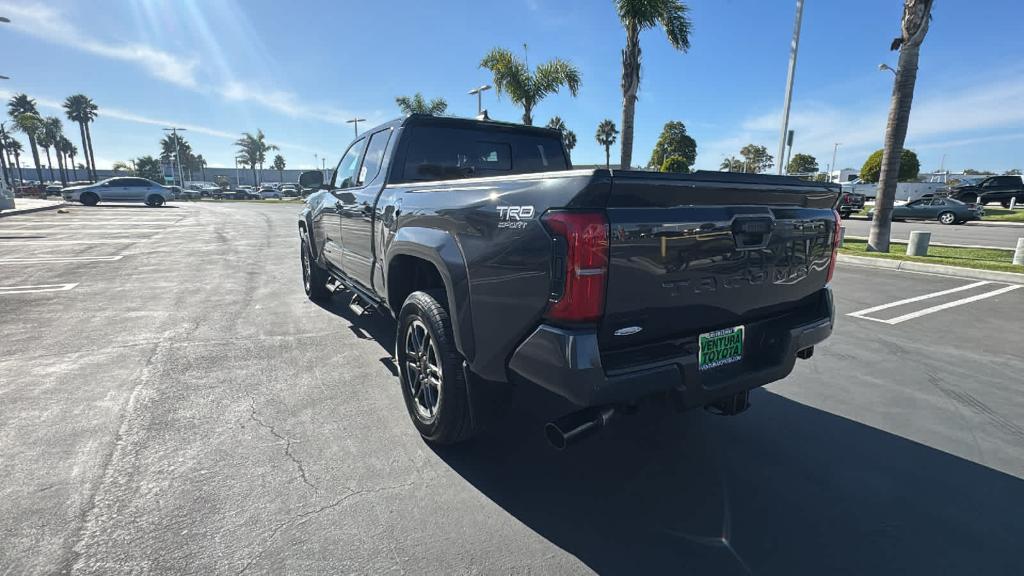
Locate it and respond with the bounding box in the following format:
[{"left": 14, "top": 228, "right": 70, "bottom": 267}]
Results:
[
  {"left": 468, "top": 85, "right": 492, "bottom": 116},
  {"left": 162, "top": 127, "right": 187, "bottom": 186},
  {"left": 346, "top": 118, "right": 366, "bottom": 139},
  {"left": 777, "top": 0, "right": 804, "bottom": 175},
  {"left": 830, "top": 142, "right": 841, "bottom": 182}
]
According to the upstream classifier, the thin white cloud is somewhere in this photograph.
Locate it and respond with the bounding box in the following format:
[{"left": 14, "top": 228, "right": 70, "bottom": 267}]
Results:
[
  {"left": 0, "top": 2, "right": 199, "bottom": 88},
  {"left": 219, "top": 82, "right": 356, "bottom": 126}
]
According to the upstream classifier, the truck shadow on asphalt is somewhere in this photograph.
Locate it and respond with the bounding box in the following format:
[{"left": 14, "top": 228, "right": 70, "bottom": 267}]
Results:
[
  {"left": 312, "top": 294, "right": 1024, "bottom": 574},
  {"left": 434, "top": 388, "right": 1024, "bottom": 576}
]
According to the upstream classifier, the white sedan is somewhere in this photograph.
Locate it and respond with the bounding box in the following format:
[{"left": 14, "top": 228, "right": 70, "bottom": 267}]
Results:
[{"left": 62, "top": 177, "right": 174, "bottom": 207}]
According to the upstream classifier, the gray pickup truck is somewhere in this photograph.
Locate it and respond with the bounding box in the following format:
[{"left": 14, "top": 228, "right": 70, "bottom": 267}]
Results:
[{"left": 298, "top": 115, "right": 841, "bottom": 449}]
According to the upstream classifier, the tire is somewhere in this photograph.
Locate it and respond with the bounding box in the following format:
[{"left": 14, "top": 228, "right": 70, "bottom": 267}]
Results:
[
  {"left": 80, "top": 192, "right": 99, "bottom": 206},
  {"left": 938, "top": 211, "right": 957, "bottom": 225},
  {"left": 1001, "top": 200, "right": 1012, "bottom": 209},
  {"left": 840, "top": 210, "right": 851, "bottom": 219},
  {"left": 146, "top": 195, "right": 165, "bottom": 207},
  {"left": 866, "top": 213, "right": 874, "bottom": 221},
  {"left": 300, "top": 238, "right": 331, "bottom": 302},
  {"left": 397, "top": 290, "right": 475, "bottom": 445},
  {"left": 960, "top": 194, "right": 977, "bottom": 204}
]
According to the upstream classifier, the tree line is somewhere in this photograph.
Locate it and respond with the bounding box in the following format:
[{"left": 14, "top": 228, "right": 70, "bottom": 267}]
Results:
[{"left": 2, "top": 93, "right": 97, "bottom": 186}]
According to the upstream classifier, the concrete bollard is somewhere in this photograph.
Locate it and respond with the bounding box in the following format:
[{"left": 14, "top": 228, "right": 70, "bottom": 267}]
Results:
[
  {"left": 839, "top": 226, "right": 846, "bottom": 247},
  {"left": 1011, "top": 197, "right": 1018, "bottom": 211},
  {"left": 1014, "top": 238, "right": 1024, "bottom": 266},
  {"left": 906, "top": 231, "right": 931, "bottom": 256}
]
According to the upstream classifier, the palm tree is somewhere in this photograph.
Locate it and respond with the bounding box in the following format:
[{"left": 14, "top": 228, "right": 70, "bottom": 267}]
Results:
[
  {"left": 194, "top": 154, "right": 207, "bottom": 182},
  {"left": 8, "top": 94, "right": 47, "bottom": 184},
  {"left": 616, "top": 0, "right": 693, "bottom": 169},
  {"left": 41, "top": 117, "right": 67, "bottom": 185},
  {"left": 720, "top": 155, "right": 743, "bottom": 172},
  {"left": 595, "top": 119, "right": 619, "bottom": 169},
  {"left": 235, "top": 130, "right": 276, "bottom": 186},
  {"left": 546, "top": 116, "right": 578, "bottom": 161},
  {"left": 63, "top": 94, "right": 99, "bottom": 182},
  {"left": 480, "top": 47, "right": 581, "bottom": 125},
  {"left": 58, "top": 136, "right": 75, "bottom": 183},
  {"left": 272, "top": 154, "right": 286, "bottom": 182},
  {"left": 395, "top": 93, "right": 448, "bottom": 115},
  {"left": 868, "top": 0, "right": 934, "bottom": 253},
  {"left": 160, "top": 132, "right": 192, "bottom": 184},
  {"left": 65, "top": 139, "right": 79, "bottom": 181},
  {"left": 111, "top": 160, "right": 133, "bottom": 174},
  {"left": 0, "top": 124, "right": 13, "bottom": 186},
  {"left": 7, "top": 137, "right": 24, "bottom": 184}
]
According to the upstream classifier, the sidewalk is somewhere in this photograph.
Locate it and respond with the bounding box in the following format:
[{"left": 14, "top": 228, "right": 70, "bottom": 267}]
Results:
[{"left": 0, "top": 198, "right": 68, "bottom": 217}]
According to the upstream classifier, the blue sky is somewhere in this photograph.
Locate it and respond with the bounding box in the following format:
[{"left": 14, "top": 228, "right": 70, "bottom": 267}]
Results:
[{"left": 1, "top": 0, "right": 1022, "bottom": 174}]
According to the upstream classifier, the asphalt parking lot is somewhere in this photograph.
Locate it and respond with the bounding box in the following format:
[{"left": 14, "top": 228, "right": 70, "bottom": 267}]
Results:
[
  {"left": 843, "top": 215, "right": 1024, "bottom": 248},
  {"left": 2, "top": 202, "right": 1023, "bottom": 575}
]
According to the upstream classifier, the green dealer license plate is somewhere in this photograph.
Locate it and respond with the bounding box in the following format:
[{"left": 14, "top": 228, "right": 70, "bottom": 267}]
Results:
[{"left": 698, "top": 325, "right": 744, "bottom": 371}]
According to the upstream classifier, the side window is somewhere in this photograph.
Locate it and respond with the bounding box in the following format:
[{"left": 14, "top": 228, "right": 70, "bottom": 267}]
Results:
[
  {"left": 995, "top": 176, "right": 1017, "bottom": 187},
  {"left": 332, "top": 139, "right": 367, "bottom": 189},
  {"left": 357, "top": 130, "right": 392, "bottom": 186},
  {"left": 980, "top": 178, "right": 994, "bottom": 188}
]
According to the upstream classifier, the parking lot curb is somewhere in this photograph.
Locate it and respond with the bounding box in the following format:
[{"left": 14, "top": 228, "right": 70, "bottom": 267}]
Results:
[
  {"left": 0, "top": 201, "right": 69, "bottom": 218},
  {"left": 968, "top": 220, "right": 1024, "bottom": 228},
  {"left": 837, "top": 254, "right": 1024, "bottom": 284}
]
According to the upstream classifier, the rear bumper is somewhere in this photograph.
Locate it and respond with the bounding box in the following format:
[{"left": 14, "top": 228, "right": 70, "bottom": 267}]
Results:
[{"left": 508, "top": 288, "right": 834, "bottom": 408}]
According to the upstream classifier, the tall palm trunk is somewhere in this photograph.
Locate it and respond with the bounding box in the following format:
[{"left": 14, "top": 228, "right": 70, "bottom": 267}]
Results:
[
  {"left": 70, "top": 152, "right": 78, "bottom": 180},
  {"left": 522, "top": 104, "right": 533, "bottom": 126},
  {"left": 76, "top": 122, "right": 93, "bottom": 182},
  {"left": 27, "top": 135, "right": 44, "bottom": 185},
  {"left": 56, "top": 148, "right": 67, "bottom": 186},
  {"left": 868, "top": 0, "right": 932, "bottom": 253},
  {"left": 12, "top": 150, "right": 22, "bottom": 184},
  {"left": 619, "top": 21, "right": 641, "bottom": 170},
  {"left": 605, "top": 145, "right": 611, "bottom": 169},
  {"left": 43, "top": 147, "right": 54, "bottom": 182},
  {"left": 0, "top": 146, "right": 9, "bottom": 187},
  {"left": 85, "top": 122, "right": 97, "bottom": 181},
  {"left": 201, "top": 165, "right": 206, "bottom": 182}
]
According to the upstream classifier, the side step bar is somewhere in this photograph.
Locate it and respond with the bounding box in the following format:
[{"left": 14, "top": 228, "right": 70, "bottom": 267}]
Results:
[{"left": 326, "top": 273, "right": 380, "bottom": 316}]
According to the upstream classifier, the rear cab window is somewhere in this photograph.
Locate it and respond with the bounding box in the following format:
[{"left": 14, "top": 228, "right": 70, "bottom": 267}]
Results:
[{"left": 395, "top": 125, "right": 567, "bottom": 183}]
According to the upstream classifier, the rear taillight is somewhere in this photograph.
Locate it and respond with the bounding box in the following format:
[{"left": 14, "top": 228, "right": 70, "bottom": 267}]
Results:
[
  {"left": 542, "top": 211, "right": 609, "bottom": 323},
  {"left": 827, "top": 209, "right": 841, "bottom": 283}
]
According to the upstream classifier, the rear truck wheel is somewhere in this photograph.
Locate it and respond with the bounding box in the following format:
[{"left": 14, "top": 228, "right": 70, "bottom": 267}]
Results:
[
  {"left": 840, "top": 210, "right": 851, "bottom": 219},
  {"left": 960, "top": 194, "right": 977, "bottom": 204},
  {"left": 397, "top": 290, "right": 475, "bottom": 445},
  {"left": 145, "top": 195, "right": 165, "bottom": 207},
  {"left": 1002, "top": 200, "right": 1012, "bottom": 209},
  {"left": 938, "top": 211, "right": 956, "bottom": 225},
  {"left": 300, "top": 238, "right": 330, "bottom": 302},
  {"left": 866, "top": 213, "right": 874, "bottom": 221},
  {"left": 80, "top": 192, "right": 99, "bottom": 206}
]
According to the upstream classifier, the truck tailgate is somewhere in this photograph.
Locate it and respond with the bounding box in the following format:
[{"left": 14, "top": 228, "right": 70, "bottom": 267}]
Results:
[{"left": 600, "top": 172, "right": 840, "bottom": 351}]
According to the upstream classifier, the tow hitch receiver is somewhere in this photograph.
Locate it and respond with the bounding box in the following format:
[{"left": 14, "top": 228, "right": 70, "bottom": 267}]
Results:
[{"left": 705, "top": 390, "right": 751, "bottom": 416}]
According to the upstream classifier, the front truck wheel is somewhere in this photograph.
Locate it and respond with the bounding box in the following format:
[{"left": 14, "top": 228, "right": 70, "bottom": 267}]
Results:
[
  {"left": 397, "top": 290, "right": 476, "bottom": 444},
  {"left": 300, "top": 237, "right": 331, "bottom": 302}
]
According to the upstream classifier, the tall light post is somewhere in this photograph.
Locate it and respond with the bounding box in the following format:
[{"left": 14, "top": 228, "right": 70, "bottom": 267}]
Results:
[
  {"left": 830, "top": 142, "right": 841, "bottom": 182},
  {"left": 776, "top": 0, "right": 804, "bottom": 175},
  {"left": 468, "top": 84, "right": 492, "bottom": 116},
  {"left": 346, "top": 118, "right": 366, "bottom": 139},
  {"left": 1, "top": 16, "right": 10, "bottom": 81},
  {"left": 162, "top": 127, "right": 186, "bottom": 186}
]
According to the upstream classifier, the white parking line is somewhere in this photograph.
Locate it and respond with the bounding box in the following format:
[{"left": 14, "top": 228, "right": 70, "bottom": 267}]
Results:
[
  {"left": 0, "top": 228, "right": 197, "bottom": 234},
  {"left": 0, "top": 239, "right": 148, "bottom": 244},
  {"left": 882, "top": 285, "right": 1022, "bottom": 324},
  {"left": 0, "top": 255, "right": 124, "bottom": 263},
  {"left": 847, "top": 281, "right": 990, "bottom": 318},
  {"left": 848, "top": 282, "right": 1021, "bottom": 325},
  {"left": 0, "top": 283, "right": 78, "bottom": 295}
]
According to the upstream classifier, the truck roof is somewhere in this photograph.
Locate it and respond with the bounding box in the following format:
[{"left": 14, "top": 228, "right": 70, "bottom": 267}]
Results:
[{"left": 362, "top": 114, "right": 563, "bottom": 138}]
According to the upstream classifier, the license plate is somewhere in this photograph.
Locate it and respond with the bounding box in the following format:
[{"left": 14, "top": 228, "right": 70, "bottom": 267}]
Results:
[{"left": 698, "top": 325, "right": 744, "bottom": 371}]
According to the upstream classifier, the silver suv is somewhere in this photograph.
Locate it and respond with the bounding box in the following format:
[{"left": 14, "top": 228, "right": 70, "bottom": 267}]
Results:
[{"left": 62, "top": 177, "right": 173, "bottom": 207}]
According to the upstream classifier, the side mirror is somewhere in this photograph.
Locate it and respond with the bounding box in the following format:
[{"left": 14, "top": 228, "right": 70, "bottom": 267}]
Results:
[{"left": 299, "top": 170, "right": 324, "bottom": 189}]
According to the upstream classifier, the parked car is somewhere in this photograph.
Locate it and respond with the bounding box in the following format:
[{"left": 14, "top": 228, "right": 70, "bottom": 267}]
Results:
[
  {"left": 61, "top": 177, "right": 173, "bottom": 207},
  {"left": 947, "top": 175, "right": 1024, "bottom": 208},
  {"left": 838, "top": 191, "right": 864, "bottom": 218},
  {"left": 841, "top": 178, "right": 949, "bottom": 202},
  {"left": 258, "top": 186, "right": 282, "bottom": 199},
  {"left": 298, "top": 114, "right": 840, "bottom": 448},
  {"left": 279, "top": 184, "right": 300, "bottom": 198},
  {"left": 867, "top": 196, "right": 981, "bottom": 225},
  {"left": 44, "top": 184, "right": 63, "bottom": 196},
  {"left": 169, "top": 185, "right": 201, "bottom": 200}
]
